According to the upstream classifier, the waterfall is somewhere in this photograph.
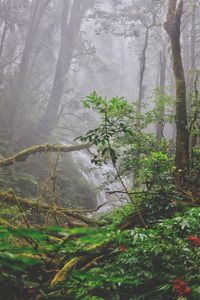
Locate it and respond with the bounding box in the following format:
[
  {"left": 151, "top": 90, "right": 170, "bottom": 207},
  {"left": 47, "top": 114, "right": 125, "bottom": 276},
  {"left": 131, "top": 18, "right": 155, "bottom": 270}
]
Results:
[{"left": 72, "top": 150, "right": 130, "bottom": 211}]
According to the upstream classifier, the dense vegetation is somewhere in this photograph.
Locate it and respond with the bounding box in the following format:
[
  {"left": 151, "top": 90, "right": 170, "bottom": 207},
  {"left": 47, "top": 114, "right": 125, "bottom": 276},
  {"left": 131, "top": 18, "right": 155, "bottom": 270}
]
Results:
[
  {"left": 0, "top": 93, "right": 200, "bottom": 300},
  {"left": 0, "top": 207, "right": 200, "bottom": 300},
  {"left": 0, "top": 0, "right": 200, "bottom": 299}
]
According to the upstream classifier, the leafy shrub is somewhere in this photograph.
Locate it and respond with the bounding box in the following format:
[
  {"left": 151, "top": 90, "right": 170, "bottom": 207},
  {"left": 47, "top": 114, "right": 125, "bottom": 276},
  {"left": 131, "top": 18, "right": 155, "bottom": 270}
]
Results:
[
  {"left": 80, "top": 92, "right": 179, "bottom": 220},
  {"left": 0, "top": 207, "right": 199, "bottom": 299},
  {"left": 66, "top": 208, "right": 200, "bottom": 300}
]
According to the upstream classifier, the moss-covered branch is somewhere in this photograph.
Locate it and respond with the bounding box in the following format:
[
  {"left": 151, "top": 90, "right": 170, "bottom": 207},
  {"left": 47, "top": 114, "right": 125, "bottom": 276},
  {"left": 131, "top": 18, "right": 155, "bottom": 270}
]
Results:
[
  {"left": 0, "top": 217, "right": 17, "bottom": 229},
  {"left": 0, "top": 142, "right": 92, "bottom": 168},
  {"left": 0, "top": 191, "right": 102, "bottom": 227}
]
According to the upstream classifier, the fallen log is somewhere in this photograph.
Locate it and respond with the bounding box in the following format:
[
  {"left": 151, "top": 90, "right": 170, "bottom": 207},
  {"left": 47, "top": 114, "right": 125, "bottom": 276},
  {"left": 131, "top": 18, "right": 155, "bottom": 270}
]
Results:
[
  {"left": 0, "top": 191, "right": 104, "bottom": 227},
  {"left": 0, "top": 142, "right": 92, "bottom": 168}
]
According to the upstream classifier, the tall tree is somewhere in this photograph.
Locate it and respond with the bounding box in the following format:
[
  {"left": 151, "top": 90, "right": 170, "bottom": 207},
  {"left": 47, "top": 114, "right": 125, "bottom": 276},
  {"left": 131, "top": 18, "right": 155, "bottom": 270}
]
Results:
[
  {"left": 136, "top": 2, "right": 164, "bottom": 114},
  {"left": 37, "top": 0, "right": 93, "bottom": 139},
  {"left": 164, "top": 0, "right": 189, "bottom": 185},
  {"left": 13, "top": 0, "right": 50, "bottom": 140},
  {"left": 137, "top": 26, "right": 149, "bottom": 114}
]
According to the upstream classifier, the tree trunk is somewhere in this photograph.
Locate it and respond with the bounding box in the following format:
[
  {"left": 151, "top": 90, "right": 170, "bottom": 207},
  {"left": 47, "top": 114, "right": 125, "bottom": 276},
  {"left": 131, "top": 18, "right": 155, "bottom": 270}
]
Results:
[
  {"left": 13, "top": 0, "right": 50, "bottom": 141},
  {"left": 190, "top": 1, "right": 196, "bottom": 70},
  {"left": 0, "top": 21, "right": 8, "bottom": 57},
  {"left": 164, "top": 0, "right": 189, "bottom": 186},
  {"left": 37, "top": 0, "right": 93, "bottom": 139},
  {"left": 137, "top": 27, "right": 149, "bottom": 114},
  {"left": 156, "top": 41, "right": 167, "bottom": 140},
  {"left": 182, "top": 20, "right": 190, "bottom": 76}
]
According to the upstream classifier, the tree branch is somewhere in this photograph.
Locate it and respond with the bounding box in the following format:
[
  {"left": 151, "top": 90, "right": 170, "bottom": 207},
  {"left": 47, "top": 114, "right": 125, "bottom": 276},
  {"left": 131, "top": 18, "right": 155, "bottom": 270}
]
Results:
[
  {"left": 0, "top": 143, "right": 92, "bottom": 168},
  {"left": 0, "top": 191, "right": 103, "bottom": 227}
]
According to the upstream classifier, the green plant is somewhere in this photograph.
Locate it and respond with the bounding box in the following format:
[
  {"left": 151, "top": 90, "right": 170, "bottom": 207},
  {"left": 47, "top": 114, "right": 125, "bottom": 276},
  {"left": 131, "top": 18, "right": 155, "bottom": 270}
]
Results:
[
  {"left": 65, "top": 207, "right": 200, "bottom": 300},
  {"left": 80, "top": 92, "right": 178, "bottom": 220}
]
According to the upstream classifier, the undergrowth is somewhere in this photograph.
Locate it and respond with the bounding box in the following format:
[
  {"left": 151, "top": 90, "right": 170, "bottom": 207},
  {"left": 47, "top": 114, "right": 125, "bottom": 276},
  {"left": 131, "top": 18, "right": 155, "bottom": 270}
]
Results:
[{"left": 0, "top": 206, "right": 199, "bottom": 300}]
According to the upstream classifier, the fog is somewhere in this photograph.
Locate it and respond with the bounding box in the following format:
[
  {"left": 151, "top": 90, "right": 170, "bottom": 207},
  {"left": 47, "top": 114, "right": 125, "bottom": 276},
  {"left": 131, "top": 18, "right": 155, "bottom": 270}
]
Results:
[{"left": 0, "top": 0, "right": 199, "bottom": 209}]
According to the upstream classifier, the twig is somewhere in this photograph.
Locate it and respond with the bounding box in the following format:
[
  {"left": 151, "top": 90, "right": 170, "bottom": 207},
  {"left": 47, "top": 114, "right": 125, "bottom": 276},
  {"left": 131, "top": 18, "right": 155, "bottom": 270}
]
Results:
[
  {"left": 72, "top": 202, "right": 108, "bottom": 213},
  {"left": 9, "top": 191, "right": 49, "bottom": 265},
  {"left": 11, "top": 190, "right": 31, "bottom": 229},
  {"left": 106, "top": 190, "right": 156, "bottom": 195},
  {"left": 177, "top": 185, "right": 196, "bottom": 202}
]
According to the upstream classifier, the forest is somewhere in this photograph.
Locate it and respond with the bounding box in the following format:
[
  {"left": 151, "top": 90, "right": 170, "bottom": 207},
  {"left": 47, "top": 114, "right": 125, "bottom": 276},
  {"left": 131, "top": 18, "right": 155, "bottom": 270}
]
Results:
[{"left": 0, "top": 0, "right": 200, "bottom": 299}]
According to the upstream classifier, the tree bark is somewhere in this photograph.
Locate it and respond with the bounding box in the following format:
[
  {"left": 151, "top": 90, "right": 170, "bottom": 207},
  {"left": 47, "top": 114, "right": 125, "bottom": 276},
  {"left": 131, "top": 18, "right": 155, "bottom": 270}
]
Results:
[
  {"left": 182, "top": 19, "right": 190, "bottom": 76},
  {"left": 156, "top": 41, "right": 167, "bottom": 140},
  {"left": 164, "top": 0, "right": 189, "bottom": 186}
]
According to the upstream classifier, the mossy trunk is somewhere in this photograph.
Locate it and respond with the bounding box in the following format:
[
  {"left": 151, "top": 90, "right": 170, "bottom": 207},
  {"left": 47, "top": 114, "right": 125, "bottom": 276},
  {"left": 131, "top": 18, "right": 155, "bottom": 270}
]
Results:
[
  {"left": 156, "top": 43, "right": 167, "bottom": 140},
  {"left": 164, "top": 0, "right": 189, "bottom": 186}
]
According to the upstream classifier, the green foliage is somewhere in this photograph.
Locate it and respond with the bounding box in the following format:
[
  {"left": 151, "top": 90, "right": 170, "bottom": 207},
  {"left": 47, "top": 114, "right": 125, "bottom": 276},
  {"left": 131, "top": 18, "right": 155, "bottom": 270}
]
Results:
[
  {"left": 66, "top": 207, "right": 200, "bottom": 300},
  {"left": 0, "top": 203, "right": 23, "bottom": 225},
  {"left": 0, "top": 225, "right": 113, "bottom": 299},
  {"left": 190, "top": 147, "right": 200, "bottom": 187},
  {"left": 153, "top": 87, "right": 175, "bottom": 124},
  {"left": 0, "top": 92, "right": 200, "bottom": 300},
  {"left": 82, "top": 91, "right": 129, "bottom": 116},
  {"left": 80, "top": 92, "right": 178, "bottom": 220},
  {"left": 137, "top": 151, "right": 182, "bottom": 220},
  {"left": 0, "top": 207, "right": 199, "bottom": 299},
  {"left": 99, "top": 203, "right": 135, "bottom": 226}
]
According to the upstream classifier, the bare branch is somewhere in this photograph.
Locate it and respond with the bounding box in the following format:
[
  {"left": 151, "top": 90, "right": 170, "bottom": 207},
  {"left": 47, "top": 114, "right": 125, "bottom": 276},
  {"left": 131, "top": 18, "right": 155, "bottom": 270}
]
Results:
[{"left": 0, "top": 143, "right": 92, "bottom": 168}]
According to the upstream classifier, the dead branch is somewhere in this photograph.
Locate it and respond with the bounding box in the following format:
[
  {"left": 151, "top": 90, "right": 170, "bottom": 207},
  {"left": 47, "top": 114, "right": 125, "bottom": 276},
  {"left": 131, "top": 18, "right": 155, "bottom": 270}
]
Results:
[
  {"left": 0, "top": 142, "right": 92, "bottom": 168},
  {"left": 10, "top": 190, "right": 31, "bottom": 229},
  {"left": 0, "top": 191, "right": 104, "bottom": 227},
  {"left": 106, "top": 190, "right": 156, "bottom": 195},
  {"left": 72, "top": 202, "right": 108, "bottom": 213}
]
